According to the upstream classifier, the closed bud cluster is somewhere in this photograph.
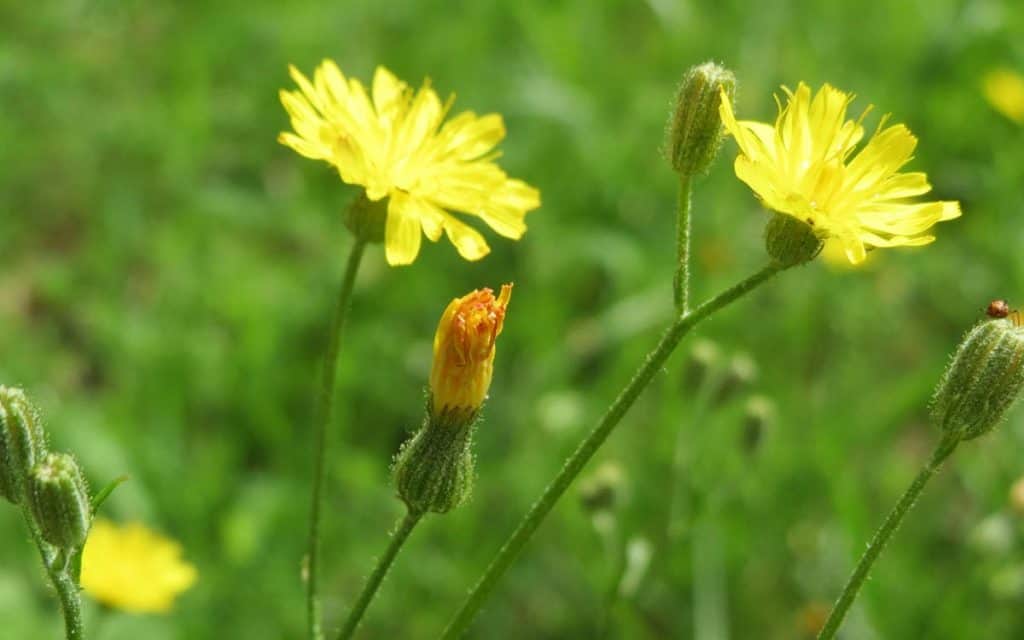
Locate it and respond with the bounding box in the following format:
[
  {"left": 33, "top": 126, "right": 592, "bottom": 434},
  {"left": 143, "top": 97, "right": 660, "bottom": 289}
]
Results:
[
  {"left": 930, "top": 318, "right": 1024, "bottom": 441},
  {"left": 395, "top": 284, "right": 512, "bottom": 515},
  {"left": 28, "top": 452, "right": 91, "bottom": 549},
  {"left": 666, "top": 62, "right": 736, "bottom": 176},
  {"left": 0, "top": 386, "right": 47, "bottom": 504},
  {"left": 764, "top": 213, "right": 824, "bottom": 267}
]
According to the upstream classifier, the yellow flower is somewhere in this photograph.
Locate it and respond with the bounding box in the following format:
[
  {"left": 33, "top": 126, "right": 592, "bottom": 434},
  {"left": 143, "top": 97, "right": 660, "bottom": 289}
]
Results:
[
  {"left": 81, "top": 519, "right": 198, "bottom": 613},
  {"left": 429, "top": 284, "right": 512, "bottom": 415},
  {"left": 982, "top": 68, "right": 1024, "bottom": 124},
  {"left": 719, "top": 83, "right": 960, "bottom": 264},
  {"left": 279, "top": 61, "right": 541, "bottom": 266}
]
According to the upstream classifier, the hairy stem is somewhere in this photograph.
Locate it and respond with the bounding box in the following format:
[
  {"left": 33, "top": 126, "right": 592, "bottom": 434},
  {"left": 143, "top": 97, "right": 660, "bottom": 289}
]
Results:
[
  {"left": 673, "top": 174, "right": 694, "bottom": 315},
  {"left": 307, "top": 238, "right": 367, "bottom": 640},
  {"left": 817, "top": 432, "right": 960, "bottom": 640},
  {"left": 440, "top": 263, "right": 782, "bottom": 639},
  {"left": 337, "top": 510, "right": 423, "bottom": 640}
]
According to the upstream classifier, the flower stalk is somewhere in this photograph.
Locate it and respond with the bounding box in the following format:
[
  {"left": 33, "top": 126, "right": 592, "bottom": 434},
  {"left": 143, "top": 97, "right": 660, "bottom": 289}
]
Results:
[
  {"left": 307, "top": 237, "right": 367, "bottom": 640},
  {"left": 440, "top": 263, "right": 782, "bottom": 639},
  {"left": 817, "top": 432, "right": 959, "bottom": 640}
]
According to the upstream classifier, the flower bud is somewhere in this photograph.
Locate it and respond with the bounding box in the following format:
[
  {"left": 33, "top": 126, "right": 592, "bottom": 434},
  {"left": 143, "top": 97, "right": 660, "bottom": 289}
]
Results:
[
  {"left": 27, "top": 452, "right": 91, "bottom": 549},
  {"left": 0, "top": 386, "right": 47, "bottom": 504},
  {"left": 395, "top": 284, "right": 513, "bottom": 515},
  {"left": 764, "top": 213, "right": 823, "bottom": 267},
  {"left": 578, "top": 461, "right": 627, "bottom": 516},
  {"left": 930, "top": 318, "right": 1024, "bottom": 441},
  {"left": 711, "top": 353, "right": 757, "bottom": 407},
  {"left": 682, "top": 339, "right": 720, "bottom": 392},
  {"left": 742, "top": 395, "right": 775, "bottom": 455},
  {"left": 666, "top": 62, "right": 736, "bottom": 176},
  {"left": 428, "top": 284, "right": 512, "bottom": 417}
]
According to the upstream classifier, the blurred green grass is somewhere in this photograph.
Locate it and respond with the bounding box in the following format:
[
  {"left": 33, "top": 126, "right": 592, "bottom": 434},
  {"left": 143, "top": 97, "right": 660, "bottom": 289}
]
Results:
[{"left": 2, "top": 0, "right": 1024, "bottom": 638}]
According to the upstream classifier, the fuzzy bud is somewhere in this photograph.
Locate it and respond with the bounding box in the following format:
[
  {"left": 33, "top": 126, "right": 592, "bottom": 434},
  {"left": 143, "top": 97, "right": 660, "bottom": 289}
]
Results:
[
  {"left": 0, "top": 386, "right": 47, "bottom": 504},
  {"left": 764, "top": 213, "right": 823, "bottom": 267},
  {"left": 578, "top": 461, "right": 627, "bottom": 516},
  {"left": 930, "top": 318, "right": 1024, "bottom": 441},
  {"left": 27, "top": 452, "right": 91, "bottom": 549},
  {"left": 742, "top": 395, "right": 775, "bottom": 455},
  {"left": 666, "top": 62, "right": 736, "bottom": 176},
  {"left": 711, "top": 353, "right": 757, "bottom": 407},
  {"left": 393, "top": 408, "right": 475, "bottom": 515}
]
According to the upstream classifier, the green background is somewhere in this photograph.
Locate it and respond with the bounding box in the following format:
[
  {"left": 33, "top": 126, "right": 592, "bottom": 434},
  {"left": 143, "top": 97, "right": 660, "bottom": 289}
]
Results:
[{"left": 3, "top": 0, "right": 1024, "bottom": 638}]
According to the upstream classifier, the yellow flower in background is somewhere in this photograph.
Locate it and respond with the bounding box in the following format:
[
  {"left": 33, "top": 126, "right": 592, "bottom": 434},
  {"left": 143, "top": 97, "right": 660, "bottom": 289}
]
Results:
[
  {"left": 982, "top": 68, "right": 1024, "bottom": 124},
  {"left": 279, "top": 61, "right": 541, "bottom": 266},
  {"left": 429, "top": 284, "right": 512, "bottom": 415},
  {"left": 719, "top": 83, "right": 960, "bottom": 264},
  {"left": 81, "top": 519, "right": 197, "bottom": 613}
]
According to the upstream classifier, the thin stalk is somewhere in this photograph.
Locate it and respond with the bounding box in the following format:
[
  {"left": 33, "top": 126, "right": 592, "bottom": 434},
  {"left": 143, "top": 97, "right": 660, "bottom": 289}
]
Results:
[
  {"left": 337, "top": 510, "right": 423, "bottom": 640},
  {"left": 440, "top": 263, "right": 782, "bottom": 639},
  {"left": 664, "top": 377, "right": 714, "bottom": 544},
  {"left": 307, "top": 238, "right": 367, "bottom": 640},
  {"left": 817, "top": 432, "right": 961, "bottom": 640},
  {"left": 693, "top": 512, "right": 728, "bottom": 640},
  {"left": 673, "top": 174, "right": 694, "bottom": 315}
]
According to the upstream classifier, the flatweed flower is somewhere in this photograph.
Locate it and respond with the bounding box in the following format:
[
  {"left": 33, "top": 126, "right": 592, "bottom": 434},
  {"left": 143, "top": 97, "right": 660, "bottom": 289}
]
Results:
[
  {"left": 719, "top": 82, "right": 960, "bottom": 264},
  {"left": 982, "top": 68, "right": 1024, "bottom": 124},
  {"left": 81, "top": 519, "right": 198, "bottom": 613},
  {"left": 279, "top": 61, "right": 541, "bottom": 266}
]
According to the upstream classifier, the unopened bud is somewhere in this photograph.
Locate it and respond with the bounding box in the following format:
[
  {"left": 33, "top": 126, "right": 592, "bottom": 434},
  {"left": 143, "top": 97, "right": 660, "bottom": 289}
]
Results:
[
  {"left": 666, "top": 62, "right": 736, "bottom": 176},
  {"left": 0, "top": 386, "right": 47, "bottom": 504},
  {"left": 742, "top": 395, "right": 775, "bottom": 454},
  {"left": 764, "top": 213, "right": 823, "bottom": 268},
  {"left": 682, "top": 339, "right": 720, "bottom": 392},
  {"left": 930, "top": 318, "right": 1024, "bottom": 441},
  {"left": 578, "top": 461, "right": 627, "bottom": 515},
  {"left": 28, "top": 452, "right": 91, "bottom": 549},
  {"left": 395, "top": 284, "right": 513, "bottom": 515},
  {"left": 1009, "top": 476, "right": 1024, "bottom": 516},
  {"left": 712, "top": 353, "right": 757, "bottom": 406}
]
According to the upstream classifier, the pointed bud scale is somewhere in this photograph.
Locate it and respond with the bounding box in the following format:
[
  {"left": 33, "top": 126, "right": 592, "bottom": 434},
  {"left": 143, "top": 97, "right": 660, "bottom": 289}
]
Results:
[
  {"left": 0, "top": 386, "right": 47, "bottom": 504},
  {"left": 28, "top": 452, "right": 91, "bottom": 549},
  {"left": 393, "top": 410, "right": 475, "bottom": 515},
  {"left": 764, "top": 213, "right": 823, "bottom": 267},
  {"left": 666, "top": 62, "right": 736, "bottom": 176},
  {"left": 931, "top": 318, "right": 1024, "bottom": 441}
]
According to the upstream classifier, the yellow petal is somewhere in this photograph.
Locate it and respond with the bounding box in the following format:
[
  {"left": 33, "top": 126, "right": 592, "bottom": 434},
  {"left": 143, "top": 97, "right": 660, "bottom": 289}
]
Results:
[
  {"left": 443, "top": 215, "right": 490, "bottom": 260},
  {"left": 385, "top": 194, "right": 423, "bottom": 266}
]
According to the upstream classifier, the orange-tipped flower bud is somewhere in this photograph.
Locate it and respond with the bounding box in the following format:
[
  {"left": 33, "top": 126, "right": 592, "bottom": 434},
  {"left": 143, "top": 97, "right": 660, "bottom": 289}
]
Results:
[{"left": 429, "top": 284, "right": 512, "bottom": 417}]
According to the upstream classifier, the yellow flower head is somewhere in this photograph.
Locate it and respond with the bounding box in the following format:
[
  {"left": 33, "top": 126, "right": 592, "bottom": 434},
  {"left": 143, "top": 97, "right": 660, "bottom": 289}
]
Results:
[
  {"left": 279, "top": 61, "right": 541, "bottom": 266},
  {"left": 429, "top": 284, "right": 512, "bottom": 415},
  {"left": 719, "top": 82, "right": 960, "bottom": 264},
  {"left": 81, "top": 519, "right": 198, "bottom": 614},
  {"left": 982, "top": 68, "right": 1024, "bottom": 124}
]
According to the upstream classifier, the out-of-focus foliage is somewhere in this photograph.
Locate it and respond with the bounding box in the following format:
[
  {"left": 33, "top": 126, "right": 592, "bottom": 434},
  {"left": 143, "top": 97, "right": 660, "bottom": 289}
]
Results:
[{"left": 2, "top": 1, "right": 1023, "bottom": 638}]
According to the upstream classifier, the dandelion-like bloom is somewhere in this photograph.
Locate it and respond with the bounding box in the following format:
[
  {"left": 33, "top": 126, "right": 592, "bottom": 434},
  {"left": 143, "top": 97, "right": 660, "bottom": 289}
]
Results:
[
  {"left": 279, "top": 61, "right": 541, "bottom": 266},
  {"left": 81, "top": 519, "right": 198, "bottom": 613},
  {"left": 719, "top": 82, "right": 961, "bottom": 264},
  {"left": 429, "top": 284, "right": 512, "bottom": 415},
  {"left": 982, "top": 68, "right": 1024, "bottom": 124}
]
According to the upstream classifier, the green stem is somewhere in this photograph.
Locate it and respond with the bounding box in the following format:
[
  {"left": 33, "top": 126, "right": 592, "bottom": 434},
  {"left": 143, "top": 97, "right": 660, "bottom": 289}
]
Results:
[
  {"left": 817, "top": 432, "right": 960, "bottom": 640},
  {"left": 21, "top": 504, "right": 84, "bottom": 640},
  {"left": 673, "top": 174, "right": 694, "bottom": 315},
  {"left": 440, "top": 263, "right": 782, "bottom": 639},
  {"left": 307, "top": 238, "right": 367, "bottom": 640},
  {"left": 337, "top": 510, "right": 423, "bottom": 640},
  {"left": 664, "top": 377, "right": 714, "bottom": 544}
]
